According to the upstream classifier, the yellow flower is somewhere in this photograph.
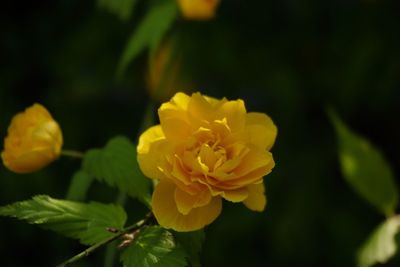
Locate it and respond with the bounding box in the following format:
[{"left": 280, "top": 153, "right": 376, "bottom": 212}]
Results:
[
  {"left": 2, "top": 104, "right": 63, "bottom": 173},
  {"left": 177, "top": 0, "right": 221, "bottom": 20},
  {"left": 137, "top": 92, "right": 277, "bottom": 231}
]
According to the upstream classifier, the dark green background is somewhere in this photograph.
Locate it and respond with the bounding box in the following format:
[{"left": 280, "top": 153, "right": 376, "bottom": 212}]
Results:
[{"left": 1, "top": 0, "right": 400, "bottom": 266}]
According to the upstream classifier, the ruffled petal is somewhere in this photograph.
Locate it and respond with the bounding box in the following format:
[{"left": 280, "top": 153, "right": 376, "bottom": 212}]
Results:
[
  {"left": 233, "top": 146, "right": 274, "bottom": 177},
  {"left": 187, "top": 92, "right": 217, "bottom": 123},
  {"left": 222, "top": 187, "right": 248, "bottom": 202},
  {"left": 158, "top": 109, "right": 191, "bottom": 141},
  {"left": 245, "top": 112, "right": 277, "bottom": 150},
  {"left": 152, "top": 180, "right": 222, "bottom": 232},
  {"left": 137, "top": 126, "right": 167, "bottom": 180},
  {"left": 174, "top": 186, "right": 212, "bottom": 215},
  {"left": 170, "top": 92, "right": 191, "bottom": 110},
  {"left": 158, "top": 92, "right": 193, "bottom": 140},
  {"left": 243, "top": 183, "right": 267, "bottom": 211},
  {"left": 216, "top": 99, "right": 246, "bottom": 132}
]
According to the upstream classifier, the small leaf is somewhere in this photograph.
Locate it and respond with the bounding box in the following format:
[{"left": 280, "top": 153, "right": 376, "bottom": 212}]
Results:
[
  {"left": 174, "top": 230, "right": 205, "bottom": 267},
  {"left": 83, "top": 136, "right": 152, "bottom": 206},
  {"left": 329, "top": 110, "right": 398, "bottom": 216},
  {"left": 97, "top": 0, "right": 137, "bottom": 21},
  {"left": 358, "top": 215, "right": 400, "bottom": 267},
  {"left": 116, "top": 0, "right": 178, "bottom": 79},
  {"left": 66, "top": 170, "right": 94, "bottom": 201},
  {"left": 120, "top": 226, "right": 188, "bottom": 267},
  {"left": 0, "top": 195, "right": 127, "bottom": 245}
]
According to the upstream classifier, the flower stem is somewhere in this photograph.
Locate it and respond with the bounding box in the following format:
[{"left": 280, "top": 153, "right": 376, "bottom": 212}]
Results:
[
  {"left": 61, "top": 150, "right": 85, "bottom": 159},
  {"left": 56, "top": 212, "right": 153, "bottom": 267}
]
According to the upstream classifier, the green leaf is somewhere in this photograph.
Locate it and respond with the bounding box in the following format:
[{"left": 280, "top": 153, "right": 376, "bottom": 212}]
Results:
[
  {"left": 120, "top": 226, "right": 188, "bottom": 267},
  {"left": 329, "top": 110, "right": 398, "bottom": 216},
  {"left": 174, "top": 230, "right": 205, "bottom": 267},
  {"left": 0, "top": 195, "right": 127, "bottom": 245},
  {"left": 66, "top": 170, "right": 94, "bottom": 201},
  {"left": 83, "top": 136, "right": 152, "bottom": 206},
  {"left": 116, "top": 0, "right": 178, "bottom": 79},
  {"left": 97, "top": 0, "right": 137, "bottom": 21},
  {"left": 358, "top": 215, "right": 400, "bottom": 267}
]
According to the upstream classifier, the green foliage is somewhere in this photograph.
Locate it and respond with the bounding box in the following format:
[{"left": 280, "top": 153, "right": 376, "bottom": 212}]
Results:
[
  {"left": 116, "top": 0, "right": 178, "bottom": 79},
  {"left": 97, "top": 0, "right": 137, "bottom": 21},
  {"left": 358, "top": 215, "right": 400, "bottom": 267},
  {"left": 66, "top": 170, "right": 94, "bottom": 201},
  {"left": 0, "top": 195, "right": 127, "bottom": 245},
  {"left": 329, "top": 110, "right": 398, "bottom": 216},
  {"left": 120, "top": 226, "right": 188, "bottom": 267},
  {"left": 82, "top": 136, "right": 152, "bottom": 206},
  {"left": 174, "top": 230, "right": 205, "bottom": 267}
]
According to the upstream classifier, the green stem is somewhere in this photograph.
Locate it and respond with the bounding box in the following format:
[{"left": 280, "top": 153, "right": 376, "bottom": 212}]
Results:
[
  {"left": 104, "top": 240, "right": 118, "bottom": 267},
  {"left": 56, "top": 212, "right": 152, "bottom": 267},
  {"left": 61, "top": 150, "right": 85, "bottom": 159},
  {"left": 104, "top": 193, "right": 128, "bottom": 267}
]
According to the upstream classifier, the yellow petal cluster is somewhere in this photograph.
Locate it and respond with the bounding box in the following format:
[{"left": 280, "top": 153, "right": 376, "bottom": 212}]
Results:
[
  {"left": 137, "top": 92, "right": 277, "bottom": 231},
  {"left": 177, "top": 0, "right": 221, "bottom": 20},
  {"left": 1, "top": 104, "right": 63, "bottom": 173}
]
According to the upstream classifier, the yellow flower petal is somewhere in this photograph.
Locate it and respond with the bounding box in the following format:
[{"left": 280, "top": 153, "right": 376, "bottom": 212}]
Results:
[
  {"left": 137, "top": 125, "right": 167, "bottom": 180},
  {"left": 198, "top": 143, "right": 217, "bottom": 171},
  {"left": 137, "top": 125, "right": 165, "bottom": 154},
  {"left": 152, "top": 180, "right": 222, "bottom": 231},
  {"left": 159, "top": 92, "right": 191, "bottom": 111},
  {"left": 233, "top": 147, "right": 274, "bottom": 177},
  {"left": 158, "top": 92, "right": 193, "bottom": 140},
  {"left": 223, "top": 157, "right": 274, "bottom": 189},
  {"left": 170, "top": 92, "right": 191, "bottom": 110},
  {"left": 188, "top": 92, "right": 216, "bottom": 122},
  {"left": 216, "top": 99, "right": 246, "bottom": 132},
  {"left": 243, "top": 183, "right": 267, "bottom": 211},
  {"left": 222, "top": 187, "right": 248, "bottom": 202},
  {"left": 2, "top": 148, "right": 55, "bottom": 174},
  {"left": 174, "top": 186, "right": 212, "bottom": 215},
  {"left": 245, "top": 112, "right": 277, "bottom": 150},
  {"left": 158, "top": 109, "right": 191, "bottom": 141}
]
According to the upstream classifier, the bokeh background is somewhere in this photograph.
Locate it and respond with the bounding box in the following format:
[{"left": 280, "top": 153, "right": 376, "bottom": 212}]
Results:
[{"left": 1, "top": 0, "right": 400, "bottom": 266}]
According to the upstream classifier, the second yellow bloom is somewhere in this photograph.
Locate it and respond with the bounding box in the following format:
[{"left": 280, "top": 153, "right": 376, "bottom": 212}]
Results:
[{"left": 1, "top": 104, "right": 63, "bottom": 173}]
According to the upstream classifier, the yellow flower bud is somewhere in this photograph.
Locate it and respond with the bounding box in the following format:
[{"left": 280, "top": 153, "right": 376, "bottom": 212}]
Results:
[
  {"left": 177, "top": 0, "right": 221, "bottom": 20},
  {"left": 147, "top": 39, "right": 194, "bottom": 102},
  {"left": 137, "top": 92, "right": 277, "bottom": 231},
  {"left": 1, "top": 104, "right": 63, "bottom": 173}
]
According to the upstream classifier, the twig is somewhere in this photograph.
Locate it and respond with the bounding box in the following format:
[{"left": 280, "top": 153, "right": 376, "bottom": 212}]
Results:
[
  {"left": 61, "top": 150, "right": 85, "bottom": 159},
  {"left": 56, "top": 212, "right": 153, "bottom": 267}
]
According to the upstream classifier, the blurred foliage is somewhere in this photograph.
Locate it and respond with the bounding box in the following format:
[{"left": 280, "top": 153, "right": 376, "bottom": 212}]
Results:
[
  {"left": 1, "top": 0, "right": 400, "bottom": 267},
  {"left": 117, "top": 0, "right": 178, "bottom": 79},
  {"left": 330, "top": 110, "right": 398, "bottom": 217},
  {"left": 330, "top": 112, "right": 400, "bottom": 266},
  {"left": 97, "top": 0, "right": 137, "bottom": 21},
  {"left": 358, "top": 216, "right": 400, "bottom": 267}
]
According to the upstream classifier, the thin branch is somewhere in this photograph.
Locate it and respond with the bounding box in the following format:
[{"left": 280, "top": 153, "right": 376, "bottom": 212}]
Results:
[
  {"left": 104, "top": 193, "right": 128, "bottom": 267},
  {"left": 61, "top": 150, "right": 85, "bottom": 159},
  {"left": 56, "top": 212, "right": 153, "bottom": 267}
]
